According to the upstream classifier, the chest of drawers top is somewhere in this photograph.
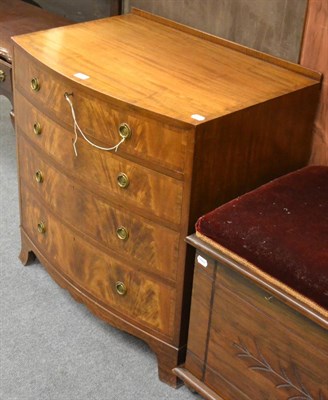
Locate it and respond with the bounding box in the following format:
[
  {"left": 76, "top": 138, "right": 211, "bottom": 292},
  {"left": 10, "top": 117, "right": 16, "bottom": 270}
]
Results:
[{"left": 12, "top": 8, "right": 320, "bottom": 126}]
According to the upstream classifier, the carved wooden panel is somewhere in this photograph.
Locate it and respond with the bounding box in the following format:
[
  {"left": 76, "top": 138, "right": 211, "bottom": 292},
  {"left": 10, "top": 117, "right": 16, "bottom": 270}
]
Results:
[
  {"left": 124, "top": 0, "right": 307, "bottom": 62},
  {"left": 204, "top": 264, "right": 328, "bottom": 399}
]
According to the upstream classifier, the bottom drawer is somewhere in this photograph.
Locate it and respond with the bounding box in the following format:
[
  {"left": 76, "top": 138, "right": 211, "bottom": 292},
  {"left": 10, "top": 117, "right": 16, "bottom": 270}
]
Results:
[
  {"left": 20, "top": 187, "right": 176, "bottom": 339},
  {"left": 204, "top": 264, "right": 328, "bottom": 400}
]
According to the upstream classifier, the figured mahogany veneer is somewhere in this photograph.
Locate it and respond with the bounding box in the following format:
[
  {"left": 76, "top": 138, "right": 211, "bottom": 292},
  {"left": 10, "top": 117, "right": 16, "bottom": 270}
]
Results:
[{"left": 13, "top": 9, "right": 321, "bottom": 386}]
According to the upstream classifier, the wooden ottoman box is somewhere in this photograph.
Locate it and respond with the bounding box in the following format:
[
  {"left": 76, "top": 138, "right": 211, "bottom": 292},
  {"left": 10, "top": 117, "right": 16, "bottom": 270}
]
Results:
[
  {"left": 12, "top": 9, "right": 322, "bottom": 386},
  {"left": 174, "top": 166, "right": 328, "bottom": 399}
]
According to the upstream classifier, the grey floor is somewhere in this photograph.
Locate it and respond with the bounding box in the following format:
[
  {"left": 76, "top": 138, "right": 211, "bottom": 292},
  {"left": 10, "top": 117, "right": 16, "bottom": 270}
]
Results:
[{"left": 0, "top": 96, "right": 198, "bottom": 400}]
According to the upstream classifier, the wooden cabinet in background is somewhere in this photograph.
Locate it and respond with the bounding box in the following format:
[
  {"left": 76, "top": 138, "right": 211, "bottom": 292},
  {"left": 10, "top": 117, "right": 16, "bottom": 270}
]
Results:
[
  {"left": 0, "top": 0, "right": 71, "bottom": 110},
  {"left": 12, "top": 9, "right": 321, "bottom": 386}
]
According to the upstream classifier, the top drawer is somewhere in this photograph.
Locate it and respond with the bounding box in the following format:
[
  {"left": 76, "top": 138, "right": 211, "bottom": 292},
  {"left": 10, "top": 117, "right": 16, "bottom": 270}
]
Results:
[{"left": 14, "top": 48, "right": 191, "bottom": 174}]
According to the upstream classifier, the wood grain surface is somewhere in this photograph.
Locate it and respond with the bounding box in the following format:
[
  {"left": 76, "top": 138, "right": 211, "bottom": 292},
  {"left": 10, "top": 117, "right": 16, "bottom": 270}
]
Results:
[
  {"left": 14, "top": 94, "right": 184, "bottom": 226},
  {"left": 12, "top": 10, "right": 319, "bottom": 124},
  {"left": 184, "top": 253, "right": 215, "bottom": 380},
  {"left": 18, "top": 134, "right": 180, "bottom": 282},
  {"left": 19, "top": 186, "right": 176, "bottom": 339},
  {"left": 13, "top": 51, "right": 190, "bottom": 175},
  {"left": 301, "top": 0, "right": 328, "bottom": 165},
  {"left": 205, "top": 267, "right": 327, "bottom": 399},
  {"left": 0, "top": 0, "right": 71, "bottom": 63},
  {"left": 182, "top": 241, "right": 328, "bottom": 399}
]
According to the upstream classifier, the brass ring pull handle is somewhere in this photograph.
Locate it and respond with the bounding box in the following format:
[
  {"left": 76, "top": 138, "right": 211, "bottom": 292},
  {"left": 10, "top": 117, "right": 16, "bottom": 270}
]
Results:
[
  {"left": 118, "top": 123, "right": 132, "bottom": 139},
  {"left": 35, "top": 170, "right": 43, "bottom": 183},
  {"left": 116, "top": 226, "right": 129, "bottom": 241},
  {"left": 64, "top": 92, "right": 131, "bottom": 157},
  {"left": 31, "top": 78, "right": 40, "bottom": 92},
  {"left": 33, "top": 122, "right": 42, "bottom": 135},
  {"left": 115, "top": 281, "right": 127, "bottom": 296},
  {"left": 37, "top": 221, "right": 46, "bottom": 234},
  {"left": 117, "top": 172, "right": 129, "bottom": 189},
  {"left": 0, "top": 70, "right": 6, "bottom": 82}
]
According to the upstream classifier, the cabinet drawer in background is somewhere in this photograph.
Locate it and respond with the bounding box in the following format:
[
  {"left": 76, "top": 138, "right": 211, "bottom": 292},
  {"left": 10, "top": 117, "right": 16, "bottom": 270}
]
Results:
[
  {"left": 16, "top": 105, "right": 184, "bottom": 226},
  {"left": 20, "top": 187, "right": 176, "bottom": 339},
  {"left": 18, "top": 135, "right": 180, "bottom": 282},
  {"left": 0, "top": 60, "right": 12, "bottom": 101},
  {"left": 14, "top": 51, "right": 190, "bottom": 174}
]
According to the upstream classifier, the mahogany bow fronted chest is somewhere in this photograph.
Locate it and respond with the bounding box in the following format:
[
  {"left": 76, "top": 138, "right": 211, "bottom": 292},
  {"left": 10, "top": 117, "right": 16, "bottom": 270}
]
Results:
[{"left": 12, "top": 9, "right": 321, "bottom": 386}]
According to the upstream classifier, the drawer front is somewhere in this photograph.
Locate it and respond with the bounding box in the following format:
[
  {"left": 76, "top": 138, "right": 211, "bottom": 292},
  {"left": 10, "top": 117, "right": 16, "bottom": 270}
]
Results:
[
  {"left": 15, "top": 95, "right": 184, "bottom": 226},
  {"left": 18, "top": 135, "right": 180, "bottom": 282},
  {"left": 14, "top": 50, "right": 189, "bottom": 174},
  {"left": 20, "top": 187, "right": 176, "bottom": 339},
  {"left": 204, "top": 264, "right": 328, "bottom": 399}
]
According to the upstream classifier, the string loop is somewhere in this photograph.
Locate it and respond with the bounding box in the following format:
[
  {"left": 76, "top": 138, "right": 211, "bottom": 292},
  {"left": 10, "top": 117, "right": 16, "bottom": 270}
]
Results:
[{"left": 64, "top": 92, "right": 126, "bottom": 157}]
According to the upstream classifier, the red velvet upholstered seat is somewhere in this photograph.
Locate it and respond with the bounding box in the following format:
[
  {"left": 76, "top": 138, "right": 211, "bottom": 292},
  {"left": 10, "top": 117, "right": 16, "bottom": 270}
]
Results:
[{"left": 196, "top": 166, "right": 328, "bottom": 312}]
